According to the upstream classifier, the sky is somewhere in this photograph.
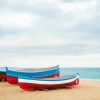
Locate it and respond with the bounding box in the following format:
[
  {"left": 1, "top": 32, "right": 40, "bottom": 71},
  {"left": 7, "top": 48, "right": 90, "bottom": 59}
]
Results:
[{"left": 0, "top": 0, "right": 100, "bottom": 68}]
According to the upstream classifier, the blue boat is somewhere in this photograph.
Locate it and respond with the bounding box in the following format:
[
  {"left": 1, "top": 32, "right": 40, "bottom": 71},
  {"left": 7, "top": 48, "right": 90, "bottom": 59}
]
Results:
[{"left": 6, "top": 65, "right": 60, "bottom": 84}]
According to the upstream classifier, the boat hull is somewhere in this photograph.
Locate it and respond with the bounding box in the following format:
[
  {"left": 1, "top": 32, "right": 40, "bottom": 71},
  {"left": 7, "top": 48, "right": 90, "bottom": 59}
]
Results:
[
  {"left": 18, "top": 77, "right": 79, "bottom": 90},
  {"left": 6, "top": 66, "right": 60, "bottom": 84},
  {"left": 7, "top": 76, "right": 18, "bottom": 84},
  {"left": 0, "top": 67, "right": 7, "bottom": 81},
  {"left": 0, "top": 72, "right": 6, "bottom": 81},
  {"left": 0, "top": 75, "right": 7, "bottom": 81}
]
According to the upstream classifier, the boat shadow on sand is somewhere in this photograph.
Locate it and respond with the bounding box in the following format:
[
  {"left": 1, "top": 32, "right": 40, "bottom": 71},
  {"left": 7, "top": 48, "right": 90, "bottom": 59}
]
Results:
[
  {"left": 37, "top": 87, "right": 72, "bottom": 91},
  {"left": 20, "top": 87, "right": 74, "bottom": 92},
  {"left": 0, "top": 79, "right": 7, "bottom": 82}
]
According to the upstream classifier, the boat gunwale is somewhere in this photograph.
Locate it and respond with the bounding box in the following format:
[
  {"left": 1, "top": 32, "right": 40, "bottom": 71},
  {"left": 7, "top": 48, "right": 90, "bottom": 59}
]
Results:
[
  {"left": 18, "top": 74, "right": 79, "bottom": 81},
  {"left": 6, "top": 65, "right": 59, "bottom": 73}
]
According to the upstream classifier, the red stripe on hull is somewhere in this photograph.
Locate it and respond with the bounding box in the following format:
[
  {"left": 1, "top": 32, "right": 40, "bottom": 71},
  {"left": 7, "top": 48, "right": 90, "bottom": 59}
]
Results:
[
  {"left": 7, "top": 72, "right": 60, "bottom": 84},
  {"left": 0, "top": 75, "right": 7, "bottom": 81},
  {"left": 19, "top": 78, "right": 79, "bottom": 91},
  {"left": 7, "top": 76, "right": 18, "bottom": 84},
  {"left": 42, "top": 72, "right": 60, "bottom": 78}
]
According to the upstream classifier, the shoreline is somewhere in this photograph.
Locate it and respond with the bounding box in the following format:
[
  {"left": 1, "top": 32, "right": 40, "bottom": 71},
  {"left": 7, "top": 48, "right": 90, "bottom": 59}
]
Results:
[{"left": 0, "top": 78, "right": 100, "bottom": 100}]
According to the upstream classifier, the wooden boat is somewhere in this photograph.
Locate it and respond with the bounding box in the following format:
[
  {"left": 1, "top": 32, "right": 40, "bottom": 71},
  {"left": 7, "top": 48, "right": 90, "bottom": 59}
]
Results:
[
  {"left": 18, "top": 74, "right": 79, "bottom": 90},
  {"left": 0, "top": 67, "right": 7, "bottom": 81},
  {"left": 6, "top": 65, "right": 60, "bottom": 84}
]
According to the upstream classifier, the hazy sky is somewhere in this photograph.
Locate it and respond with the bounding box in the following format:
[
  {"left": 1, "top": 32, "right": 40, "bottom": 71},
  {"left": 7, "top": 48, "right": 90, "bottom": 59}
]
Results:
[{"left": 0, "top": 0, "right": 100, "bottom": 67}]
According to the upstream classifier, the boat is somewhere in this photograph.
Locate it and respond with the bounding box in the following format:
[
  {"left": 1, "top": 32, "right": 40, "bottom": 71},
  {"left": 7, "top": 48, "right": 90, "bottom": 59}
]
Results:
[
  {"left": 0, "top": 67, "right": 7, "bottom": 81},
  {"left": 6, "top": 65, "right": 60, "bottom": 84},
  {"left": 18, "top": 73, "right": 79, "bottom": 90}
]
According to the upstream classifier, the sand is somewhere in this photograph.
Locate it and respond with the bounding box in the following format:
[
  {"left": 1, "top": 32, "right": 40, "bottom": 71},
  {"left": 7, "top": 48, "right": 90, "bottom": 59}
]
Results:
[{"left": 0, "top": 79, "right": 100, "bottom": 100}]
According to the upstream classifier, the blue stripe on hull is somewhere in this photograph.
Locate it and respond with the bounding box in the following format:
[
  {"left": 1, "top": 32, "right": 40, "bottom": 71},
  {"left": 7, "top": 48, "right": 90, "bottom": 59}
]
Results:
[{"left": 6, "top": 67, "right": 60, "bottom": 78}]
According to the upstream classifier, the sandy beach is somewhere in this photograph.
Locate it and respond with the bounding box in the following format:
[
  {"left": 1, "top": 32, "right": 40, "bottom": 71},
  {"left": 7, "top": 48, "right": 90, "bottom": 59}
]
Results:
[{"left": 0, "top": 79, "right": 100, "bottom": 100}]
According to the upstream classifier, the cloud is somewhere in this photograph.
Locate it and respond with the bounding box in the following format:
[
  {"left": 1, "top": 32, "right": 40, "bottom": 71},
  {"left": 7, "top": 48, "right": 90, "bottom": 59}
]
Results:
[
  {"left": 0, "top": 53, "right": 100, "bottom": 67},
  {"left": 60, "top": 0, "right": 94, "bottom": 3},
  {"left": 0, "top": 32, "right": 99, "bottom": 57},
  {"left": 0, "top": 33, "right": 65, "bottom": 48},
  {"left": 0, "top": 0, "right": 100, "bottom": 67},
  {"left": 0, "top": 12, "right": 39, "bottom": 28}
]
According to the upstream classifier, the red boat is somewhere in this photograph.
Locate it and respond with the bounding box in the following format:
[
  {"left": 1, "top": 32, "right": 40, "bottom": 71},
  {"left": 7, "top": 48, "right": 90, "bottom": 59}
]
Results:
[{"left": 18, "top": 74, "right": 79, "bottom": 90}]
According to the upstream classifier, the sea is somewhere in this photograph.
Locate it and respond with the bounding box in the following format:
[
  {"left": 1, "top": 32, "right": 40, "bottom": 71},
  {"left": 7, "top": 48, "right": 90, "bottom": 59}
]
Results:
[
  {"left": 0, "top": 67, "right": 100, "bottom": 80},
  {"left": 60, "top": 68, "right": 100, "bottom": 79}
]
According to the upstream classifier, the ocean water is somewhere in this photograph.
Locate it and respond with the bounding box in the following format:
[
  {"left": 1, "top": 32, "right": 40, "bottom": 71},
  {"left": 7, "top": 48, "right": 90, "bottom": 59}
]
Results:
[
  {"left": 1, "top": 67, "right": 100, "bottom": 79},
  {"left": 60, "top": 68, "right": 100, "bottom": 79}
]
